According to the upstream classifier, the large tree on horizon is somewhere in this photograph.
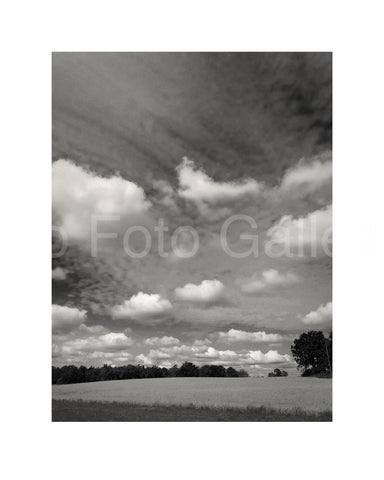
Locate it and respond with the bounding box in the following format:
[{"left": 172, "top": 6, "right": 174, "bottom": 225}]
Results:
[{"left": 291, "top": 331, "right": 332, "bottom": 376}]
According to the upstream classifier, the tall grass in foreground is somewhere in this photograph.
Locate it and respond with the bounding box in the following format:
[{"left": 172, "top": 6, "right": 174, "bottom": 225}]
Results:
[{"left": 52, "top": 399, "right": 332, "bottom": 422}]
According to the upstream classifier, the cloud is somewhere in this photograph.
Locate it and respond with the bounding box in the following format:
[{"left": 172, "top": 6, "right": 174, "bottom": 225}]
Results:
[
  {"left": 302, "top": 302, "right": 332, "bottom": 325},
  {"left": 142, "top": 344, "right": 239, "bottom": 364},
  {"left": 175, "top": 279, "right": 226, "bottom": 306},
  {"left": 216, "top": 329, "right": 283, "bottom": 343},
  {"left": 279, "top": 154, "right": 332, "bottom": 203},
  {"left": 89, "top": 352, "right": 133, "bottom": 364},
  {"left": 52, "top": 267, "right": 68, "bottom": 281},
  {"left": 194, "top": 347, "right": 239, "bottom": 361},
  {"left": 266, "top": 205, "right": 332, "bottom": 253},
  {"left": 175, "top": 155, "right": 331, "bottom": 220},
  {"left": 52, "top": 304, "right": 87, "bottom": 334},
  {"left": 54, "top": 322, "right": 109, "bottom": 341},
  {"left": 53, "top": 319, "right": 134, "bottom": 366},
  {"left": 237, "top": 269, "right": 300, "bottom": 294},
  {"left": 61, "top": 332, "right": 133, "bottom": 354},
  {"left": 135, "top": 354, "right": 153, "bottom": 366},
  {"left": 111, "top": 292, "right": 173, "bottom": 320},
  {"left": 176, "top": 157, "right": 262, "bottom": 218},
  {"left": 193, "top": 338, "right": 212, "bottom": 346},
  {"left": 52, "top": 159, "right": 151, "bottom": 241},
  {"left": 144, "top": 336, "right": 180, "bottom": 347},
  {"left": 135, "top": 342, "right": 292, "bottom": 368},
  {"left": 247, "top": 350, "right": 291, "bottom": 363},
  {"left": 152, "top": 179, "right": 179, "bottom": 211},
  {"left": 77, "top": 324, "right": 109, "bottom": 336}
]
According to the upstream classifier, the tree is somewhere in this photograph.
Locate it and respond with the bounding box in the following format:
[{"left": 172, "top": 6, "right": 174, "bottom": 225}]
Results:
[
  {"left": 291, "top": 331, "right": 332, "bottom": 376},
  {"left": 146, "top": 365, "right": 164, "bottom": 378},
  {"left": 52, "top": 366, "right": 61, "bottom": 384},
  {"left": 177, "top": 361, "right": 199, "bottom": 377},
  {"left": 199, "top": 365, "right": 213, "bottom": 377},
  {"left": 168, "top": 364, "right": 179, "bottom": 377},
  {"left": 208, "top": 365, "right": 226, "bottom": 377}
]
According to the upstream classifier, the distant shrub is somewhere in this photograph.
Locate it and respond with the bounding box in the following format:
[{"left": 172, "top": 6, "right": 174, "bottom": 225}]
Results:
[{"left": 268, "top": 368, "right": 288, "bottom": 377}]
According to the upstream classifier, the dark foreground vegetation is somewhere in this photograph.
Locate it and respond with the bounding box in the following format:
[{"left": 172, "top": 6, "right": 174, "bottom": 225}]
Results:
[
  {"left": 52, "top": 362, "right": 249, "bottom": 385},
  {"left": 52, "top": 399, "right": 332, "bottom": 422}
]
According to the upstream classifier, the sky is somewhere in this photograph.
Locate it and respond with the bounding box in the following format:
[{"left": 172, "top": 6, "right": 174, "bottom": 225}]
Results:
[{"left": 52, "top": 52, "right": 332, "bottom": 375}]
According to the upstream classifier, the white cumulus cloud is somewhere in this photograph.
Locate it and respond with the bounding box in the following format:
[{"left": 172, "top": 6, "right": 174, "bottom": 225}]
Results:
[
  {"left": 53, "top": 318, "right": 134, "bottom": 366},
  {"left": 175, "top": 279, "right": 226, "bottom": 306},
  {"left": 52, "top": 159, "right": 150, "bottom": 241},
  {"left": 111, "top": 292, "right": 173, "bottom": 320},
  {"left": 52, "top": 267, "right": 68, "bottom": 281},
  {"left": 176, "top": 157, "right": 262, "bottom": 218},
  {"left": 279, "top": 155, "right": 332, "bottom": 203},
  {"left": 136, "top": 342, "right": 292, "bottom": 368},
  {"left": 266, "top": 205, "right": 332, "bottom": 253},
  {"left": 193, "top": 338, "right": 212, "bottom": 346},
  {"left": 247, "top": 350, "right": 291, "bottom": 363},
  {"left": 62, "top": 332, "right": 133, "bottom": 354},
  {"left": 135, "top": 354, "right": 153, "bottom": 365},
  {"left": 144, "top": 336, "right": 180, "bottom": 347},
  {"left": 302, "top": 302, "right": 332, "bottom": 325},
  {"left": 52, "top": 304, "right": 87, "bottom": 334},
  {"left": 238, "top": 269, "right": 300, "bottom": 294},
  {"left": 216, "top": 329, "right": 283, "bottom": 343}
]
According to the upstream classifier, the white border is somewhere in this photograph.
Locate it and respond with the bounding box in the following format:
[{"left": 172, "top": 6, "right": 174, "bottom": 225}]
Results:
[{"left": 2, "top": 1, "right": 383, "bottom": 479}]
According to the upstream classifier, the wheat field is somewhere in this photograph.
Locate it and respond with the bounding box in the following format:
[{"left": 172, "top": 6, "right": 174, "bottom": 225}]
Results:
[{"left": 52, "top": 376, "right": 332, "bottom": 412}]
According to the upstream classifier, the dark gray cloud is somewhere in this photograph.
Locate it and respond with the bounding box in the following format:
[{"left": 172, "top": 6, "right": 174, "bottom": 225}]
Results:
[{"left": 53, "top": 52, "right": 331, "bottom": 186}]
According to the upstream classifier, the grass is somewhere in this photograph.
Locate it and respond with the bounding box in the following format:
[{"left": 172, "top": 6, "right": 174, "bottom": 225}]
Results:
[{"left": 52, "top": 399, "right": 332, "bottom": 422}]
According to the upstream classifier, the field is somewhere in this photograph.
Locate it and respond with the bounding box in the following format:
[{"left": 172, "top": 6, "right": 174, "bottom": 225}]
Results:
[{"left": 52, "top": 376, "right": 332, "bottom": 421}]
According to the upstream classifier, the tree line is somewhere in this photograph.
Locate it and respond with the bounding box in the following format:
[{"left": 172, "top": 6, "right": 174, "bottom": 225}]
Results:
[{"left": 52, "top": 361, "right": 249, "bottom": 385}]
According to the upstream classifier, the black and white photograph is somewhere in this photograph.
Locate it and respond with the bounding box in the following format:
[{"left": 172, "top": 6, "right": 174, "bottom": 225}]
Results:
[
  {"left": 52, "top": 52, "right": 332, "bottom": 421},
  {"left": 4, "top": 2, "right": 384, "bottom": 479}
]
